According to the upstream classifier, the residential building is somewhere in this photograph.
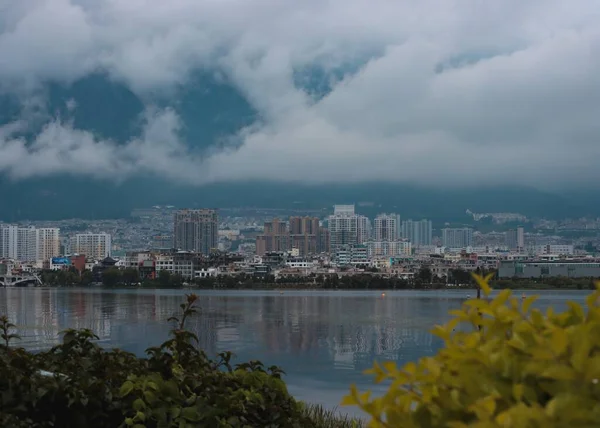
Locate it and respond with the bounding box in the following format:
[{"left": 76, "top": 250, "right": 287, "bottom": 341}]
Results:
[
  {"left": 173, "top": 209, "right": 218, "bottom": 255},
  {"left": 72, "top": 233, "right": 112, "bottom": 260},
  {"left": 401, "top": 219, "right": 432, "bottom": 247},
  {"left": 36, "top": 228, "right": 60, "bottom": 262},
  {"left": 0, "top": 226, "right": 37, "bottom": 261},
  {"left": 533, "top": 244, "right": 574, "bottom": 255},
  {"left": 336, "top": 244, "right": 369, "bottom": 266},
  {"left": 318, "top": 227, "right": 330, "bottom": 253},
  {"left": 0, "top": 226, "right": 17, "bottom": 259},
  {"left": 289, "top": 216, "right": 320, "bottom": 256},
  {"left": 441, "top": 228, "right": 473, "bottom": 248},
  {"left": 256, "top": 218, "right": 289, "bottom": 256},
  {"left": 505, "top": 226, "right": 525, "bottom": 251},
  {"left": 367, "top": 240, "right": 411, "bottom": 257},
  {"left": 374, "top": 213, "right": 401, "bottom": 241},
  {"left": 328, "top": 205, "right": 370, "bottom": 252}
]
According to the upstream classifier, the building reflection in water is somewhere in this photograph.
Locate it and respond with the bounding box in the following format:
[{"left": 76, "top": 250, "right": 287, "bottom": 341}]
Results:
[{"left": 0, "top": 288, "right": 583, "bottom": 411}]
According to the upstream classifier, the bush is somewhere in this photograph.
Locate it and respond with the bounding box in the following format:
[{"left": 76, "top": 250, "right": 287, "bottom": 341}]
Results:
[
  {"left": 0, "top": 294, "right": 354, "bottom": 427},
  {"left": 344, "top": 273, "right": 600, "bottom": 427}
]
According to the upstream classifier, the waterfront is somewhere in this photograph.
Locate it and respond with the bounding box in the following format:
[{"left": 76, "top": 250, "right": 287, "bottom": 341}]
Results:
[{"left": 0, "top": 288, "right": 589, "bottom": 414}]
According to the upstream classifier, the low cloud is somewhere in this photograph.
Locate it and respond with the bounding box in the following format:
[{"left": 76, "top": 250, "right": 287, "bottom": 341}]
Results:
[{"left": 0, "top": 0, "right": 599, "bottom": 188}]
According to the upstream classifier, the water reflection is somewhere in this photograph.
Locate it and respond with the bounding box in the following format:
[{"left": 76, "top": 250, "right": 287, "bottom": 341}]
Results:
[{"left": 0, "top": 288, "right": 587, "bottom": 411}]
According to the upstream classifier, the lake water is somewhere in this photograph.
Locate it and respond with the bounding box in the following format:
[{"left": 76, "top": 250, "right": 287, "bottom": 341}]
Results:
[{"left": 0, "top": 288, "right": 589, "bottom": 416}]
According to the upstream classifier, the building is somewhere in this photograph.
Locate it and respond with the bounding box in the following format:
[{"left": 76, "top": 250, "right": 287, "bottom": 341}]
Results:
[
  {"left": 441, "top": 228, "right": 473, "bottom": 248},
  {"left": 0, "top": 226, "right": 37, "bottom": 261},
  {"left": 72, "top": 233, "right": 112, "bottom": 260},
  {"left": 173, "top": 209, "right": 218, "bottom": 255},
  {"left": 401, "top": 219, "right": 432, "bottom": 247},
  {"left": 318, "top": 227, "right": 330, "bottom": 253},
  {"left": 336, "top": 245, "right": 369, "bottom": 266},
  {"left": 36, "top": 228, "right": 60, "bottom": 262},
  {"left": 506, "top": 226, "right": 525, "bottom": 251},
  {"left": 367, "top": 240, "right": 411, "bottom": 257},
  {"left": 498, "top": 260, "right": 600, "bottom": 278},
  {"left": 532, "top": 244, "right": 574, "bottom": 256},
  {"left": 256, "top": 218, "right": 289, "bottom": 256},
  {"left": 374, "top": 214, "right": 401, "bottom": 241},
  {"left": 328, "top": 205, "right": 370, "bottom": 252},
  {"left": 289, "top": 216, "right": 320, "bottom": 256}
]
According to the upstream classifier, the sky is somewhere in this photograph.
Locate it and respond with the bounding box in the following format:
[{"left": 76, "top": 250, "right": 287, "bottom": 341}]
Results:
[{"left": 0, "top": 0, "right": 599, "bottom": 189}]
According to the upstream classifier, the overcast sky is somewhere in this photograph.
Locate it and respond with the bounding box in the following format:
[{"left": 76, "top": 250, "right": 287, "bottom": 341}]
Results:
[{"left": 0, "top": 0, "right": 599, "bottom": 188}]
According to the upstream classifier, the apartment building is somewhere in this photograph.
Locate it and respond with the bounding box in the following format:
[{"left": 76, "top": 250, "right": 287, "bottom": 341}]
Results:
[
  {"left": 72, "top": 233, "right": 112, "bottom": 260},
  {"left": 328, "top": 205, "right": 370, "bottom": 252},
  {"left": 173, "top": 209, "right": 218, "bottom": 255}
]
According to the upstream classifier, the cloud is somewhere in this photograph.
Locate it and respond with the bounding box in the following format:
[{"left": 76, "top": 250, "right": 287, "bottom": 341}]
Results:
[{"left": 0, "top": 0, "right": 599, "bottom": 188}]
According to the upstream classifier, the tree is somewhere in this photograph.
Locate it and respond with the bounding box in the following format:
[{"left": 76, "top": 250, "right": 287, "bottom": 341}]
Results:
[
  {"left": 157, "top": 270, "right": 172, "bottom": 288},
  {"left": 121, "top": 268, "right": 140, "bottom": 286},
  {"left": 344, "top": 274, "right": 600, "bottom": 427},
  {"left": 80, "top": 270, "right": 93, "bottom": 286},
  {"left": 101, "top": 268, "right": 122, "bottom": 287},
  {"left": 416, "top": 266, "right": 432, "bottom": 284}
]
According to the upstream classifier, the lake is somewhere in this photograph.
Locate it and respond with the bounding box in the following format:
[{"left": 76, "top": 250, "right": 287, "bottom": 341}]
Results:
[{"left": 0, "top": 288, "right": 589, "bottom": 416}]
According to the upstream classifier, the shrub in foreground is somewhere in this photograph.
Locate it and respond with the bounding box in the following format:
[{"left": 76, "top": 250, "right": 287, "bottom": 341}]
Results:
[
  {"left": 0, "top": 294, "right": 358, "bottom": 427},
  {"left": 344, "top": 274, "right": 600, "bottom": 427}
]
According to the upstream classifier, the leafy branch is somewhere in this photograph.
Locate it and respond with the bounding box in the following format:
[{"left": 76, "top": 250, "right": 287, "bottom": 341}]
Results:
[{"left": 0, "top": 315, "right": 20, "bottom": 348}]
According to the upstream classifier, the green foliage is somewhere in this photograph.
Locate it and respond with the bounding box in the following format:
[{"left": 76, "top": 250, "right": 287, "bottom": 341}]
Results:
[
  {"left": 343, "top": 273, "right": 600, "bottom": 427},
  {"left": 102, "top": 267, "right": 122, "bottom": 287},
  {"left": 0, "top": 293, "right": 349, "bottom": 427},
  {"left": 0, "top": 315, "right": 20, "bottom": 348}
]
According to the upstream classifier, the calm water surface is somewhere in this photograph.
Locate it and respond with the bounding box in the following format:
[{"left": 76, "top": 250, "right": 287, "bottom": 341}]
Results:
[{"left": 0, "top": 288, "right": 588, "bottom": 414}]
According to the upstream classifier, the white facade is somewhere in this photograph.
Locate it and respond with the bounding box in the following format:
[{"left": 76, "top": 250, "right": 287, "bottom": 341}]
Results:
[
  {"left": 374, "top": 214, "right": 401, "bottom": 241},
  {"left": 155, "top": 254, "right": 174, "bottom": 273},
  {"left": 441, "top": 228, "right": 473, "bottom": 248},
  {"left": 0, "top": 226, "right": 38, "bottom": 261},
  {"left": 71, "top": 233, "right": 112, "bottom": 260},
  {"left": 533, "top": 245, "right": 574, "bottom": 255},
  {"left": 336, "top": 245, "right": 369, "bottom": 266},
  {"left": 401, "top": 219, "right": 432, "bottom": 247},
  {"left": 328, "top": 205, "right": 370, "bottom": 252},
  {"left": 36, "top": 228, "right": 60, "bottom": 262}
]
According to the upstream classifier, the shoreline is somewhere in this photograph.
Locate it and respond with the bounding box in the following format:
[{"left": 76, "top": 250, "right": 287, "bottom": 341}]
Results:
[{"left": 10, "top": 284, "right": 594, "bottom": 292}]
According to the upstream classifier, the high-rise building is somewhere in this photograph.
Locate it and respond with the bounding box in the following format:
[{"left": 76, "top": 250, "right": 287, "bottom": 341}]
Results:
[
  {"left": 328, "top": 205, "right": 370, "bottom": 252},
  {"left": 256, "top": 218, "right": 289, "bottom": 256},
  {"left": 441, "top": 228, "right": 473, "bottom": 248},
  {"left": 173, "top": 209, "right": 218, "bottom": 255},
  {"left": 318, "top": 227, "right": 330, "bottom": 253},
  {"left": 0, "top": 225, "right": 18, "bottom": 259},
  {"left": 506, "top": 226, "right": 525, "bottom": 251},
  {"left": 401, "top": 219, "right": 432, "bottom": 247},
  {"left": 289, "top": 216, "right": 320, "bottom": 256},
  {"left": 72, "top": 233, "right": 112, "bottom": 260},
  {"left": 0, "top": 225, "right": 37, "bottom": 261},
  {"left": 374, "top": 213, "right": 400, "bottom": 241},
  {"left": 36, "top": 228, "right": 60, "bottom": 262}
]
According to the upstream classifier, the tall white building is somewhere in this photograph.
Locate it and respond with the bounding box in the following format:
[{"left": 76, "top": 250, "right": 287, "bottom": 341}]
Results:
[
  {"left": 36, "top": 228, "right": 60, "bottom": 262},
  {"left": 401, "top": 219, "right": 432, "bottom": 247},
  {"left": 0, "top": 225, "right": 18, "bottom": 259},
  {"left": 328, "top": 205, "right": 370, "bottom": 252},
  {"left": 442, "top": 228, "right": 473, "bottom": 248},
  {"left": 0, "top": 225, "right": 38, "bottom": 261},
  {"left": 374, "top": 213, "right": 401, "bottom": 241},
  {"left": 71, "top": 233, "right": 112, "bottom": 260}
]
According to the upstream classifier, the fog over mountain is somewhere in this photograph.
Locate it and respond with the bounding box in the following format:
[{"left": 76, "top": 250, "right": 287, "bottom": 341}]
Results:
[{"left": 1, "top": 0, "right": 599, "bottom": 219}]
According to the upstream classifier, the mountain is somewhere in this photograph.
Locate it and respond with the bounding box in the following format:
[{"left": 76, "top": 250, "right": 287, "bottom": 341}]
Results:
[{"left": 0, "top": 74, "right": 598, "bottom": 222}]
